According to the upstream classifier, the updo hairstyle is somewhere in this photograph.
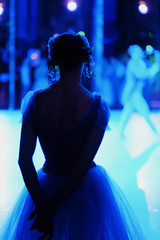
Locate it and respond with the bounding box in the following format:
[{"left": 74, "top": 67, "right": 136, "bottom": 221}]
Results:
[{"left": 47, "top": 32, "right": 94, "bottom": 84}]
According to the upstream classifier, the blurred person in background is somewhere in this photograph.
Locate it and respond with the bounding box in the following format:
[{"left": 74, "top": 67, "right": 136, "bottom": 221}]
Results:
[{"left": 120, "top": 44, "right": 159, "bottom": 137}]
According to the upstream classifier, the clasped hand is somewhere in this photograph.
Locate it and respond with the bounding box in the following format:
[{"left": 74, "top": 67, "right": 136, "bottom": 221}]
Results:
[{"left": 28, "top": 206, "right": 53, "bottom": 240}]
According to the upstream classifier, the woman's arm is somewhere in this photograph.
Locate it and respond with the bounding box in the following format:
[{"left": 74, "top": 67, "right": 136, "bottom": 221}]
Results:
[
  {"left": 18, "top": 122, "right": 46, "bottom": 209},
  {"left": 18, "top": 121, "right": 53, "bottom": 238},
  {"left": 48, "top": 127, "right": 105, "bottom": 212}
]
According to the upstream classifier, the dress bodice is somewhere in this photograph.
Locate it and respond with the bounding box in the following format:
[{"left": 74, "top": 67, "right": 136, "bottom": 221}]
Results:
[{"left": 21, "top": 90, "right": 110, "bottom": 174}]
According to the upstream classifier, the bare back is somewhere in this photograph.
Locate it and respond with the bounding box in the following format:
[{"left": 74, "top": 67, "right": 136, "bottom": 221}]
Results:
[{"left": 36, "top": 82, "right": 95, "bottom": 133}]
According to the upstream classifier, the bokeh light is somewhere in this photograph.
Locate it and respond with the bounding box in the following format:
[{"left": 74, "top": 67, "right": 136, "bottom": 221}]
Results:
[
  {"left": 146, "top": 45, "right": 154, "bottom": 55},
  {"left": 31, "top": 53, "right": 38, "bottom": 60},
  {"left": 138, "top": 1, "right": 149, "bottom": 14},
  {"left": 67, "top": 1, "right": 77, "bottom": 11},
  {"left": 0, "top": 3, "right": 4, "bottom": 15}
]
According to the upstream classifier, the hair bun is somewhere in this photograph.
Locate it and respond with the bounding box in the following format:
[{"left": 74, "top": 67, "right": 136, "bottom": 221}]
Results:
[{"left": 47, "top": 32, "right": 95, "bottom": 84}]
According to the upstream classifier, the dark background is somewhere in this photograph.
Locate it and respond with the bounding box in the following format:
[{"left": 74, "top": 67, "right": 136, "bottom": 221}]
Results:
[
  {"left": 0, "top": 0, "right": 160, "bottom": 108},
  {"left": 1, "top": 0, "right": 159, "bottom": 59}
]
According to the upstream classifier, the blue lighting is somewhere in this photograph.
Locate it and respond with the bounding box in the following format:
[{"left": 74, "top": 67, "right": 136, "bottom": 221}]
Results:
[{"left": 67, "top": 1, "right": 77, "bottom": 12}]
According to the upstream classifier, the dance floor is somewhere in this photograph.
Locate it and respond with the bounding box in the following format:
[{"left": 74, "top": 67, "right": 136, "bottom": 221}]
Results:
[{"left": 0, "top": 109, "right": 160, "bottom": 239}]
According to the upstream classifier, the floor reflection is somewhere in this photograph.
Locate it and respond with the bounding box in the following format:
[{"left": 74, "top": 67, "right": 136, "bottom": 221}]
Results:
[{"left": 0, "top": 110, "right": 160, "bottom": 239}]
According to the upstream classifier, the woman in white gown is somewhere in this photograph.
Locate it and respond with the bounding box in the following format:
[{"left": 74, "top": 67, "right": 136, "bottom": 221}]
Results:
[{"left": 0, "top": 33, "right": 146, "bottom": 239}]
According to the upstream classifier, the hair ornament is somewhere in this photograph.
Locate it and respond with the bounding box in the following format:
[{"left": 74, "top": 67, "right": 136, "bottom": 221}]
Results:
[{"left": 47, "top": 32, "right": 96, "bottom": 86}]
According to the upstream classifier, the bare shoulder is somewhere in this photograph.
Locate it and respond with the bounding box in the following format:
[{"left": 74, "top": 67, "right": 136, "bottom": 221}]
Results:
[
  {"left": 74, "top": 87, "right": 95, "bottom": 119},
  {"left": 79, "top": 87, "right": 95, "bottom": 102},
  {"left": 36, "top": 84, "right": 63, "bottom": 103}
]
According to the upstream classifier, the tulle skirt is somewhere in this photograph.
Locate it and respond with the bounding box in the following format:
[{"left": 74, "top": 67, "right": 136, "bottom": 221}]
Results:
[{"left": 0, "top": 165, "right": 146, "bottom": 240}]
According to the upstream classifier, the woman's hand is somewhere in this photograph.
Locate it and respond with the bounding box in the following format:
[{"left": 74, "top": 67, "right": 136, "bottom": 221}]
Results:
[{"left": 28, "top": 207, "right": 53, "bottom": 240}]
